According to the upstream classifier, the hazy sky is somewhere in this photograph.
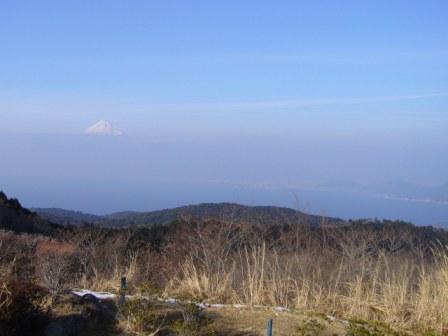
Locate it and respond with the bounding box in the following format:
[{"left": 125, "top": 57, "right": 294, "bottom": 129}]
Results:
[{"left": 1, "top": 1, "right": 447, "bottom": 217}]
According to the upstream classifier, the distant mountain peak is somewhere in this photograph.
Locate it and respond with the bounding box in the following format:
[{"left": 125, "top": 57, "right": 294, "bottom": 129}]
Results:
[{"left": 84, "top": 119, "right": 123, "bottom": 136}]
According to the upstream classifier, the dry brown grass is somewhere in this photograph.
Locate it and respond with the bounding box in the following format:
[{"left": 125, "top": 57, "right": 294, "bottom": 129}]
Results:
[
  {"left": 166, "top": 225, "right": 448, "bottom": 335},
  {"left": 2, "top": 222, "right": 448, "bottom": 334}
]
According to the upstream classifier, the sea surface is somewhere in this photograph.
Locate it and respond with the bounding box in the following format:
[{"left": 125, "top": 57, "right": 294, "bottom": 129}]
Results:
[{"left": 4, "top": 178, "right": 447, "bottom": 227}]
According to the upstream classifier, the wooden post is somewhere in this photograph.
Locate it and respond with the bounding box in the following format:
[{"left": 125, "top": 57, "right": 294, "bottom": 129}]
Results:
[
  {"left": 119, "top": 276, "right": 126, "bottom": 305},
  {"left": 266, "top": 318, "right": 273, "bottom": 336}
]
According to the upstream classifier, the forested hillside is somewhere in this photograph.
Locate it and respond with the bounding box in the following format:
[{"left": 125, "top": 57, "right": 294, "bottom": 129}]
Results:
[
  {"left": 0, "top": 192, "right": 60, "bottom": 235},
  {"left": 34, "top": 202, "right": 341, "bottom": 228}
]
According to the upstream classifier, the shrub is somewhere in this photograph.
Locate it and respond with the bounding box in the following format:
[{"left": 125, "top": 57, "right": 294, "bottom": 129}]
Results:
[
  {"left": 120, "top": 299, "right": 164, "bottom": 335},
  {"left": 171, "top": 303, "right": 212, "bottom": 336},
  {"left": 0, "top": 280, "right": 49, "bottom": 336},
  {"left": 296, "top": 318, "right": 325, "bottom": 336},
  {"left": 35, "top": 239, "right": 80, "bottom": 295}
]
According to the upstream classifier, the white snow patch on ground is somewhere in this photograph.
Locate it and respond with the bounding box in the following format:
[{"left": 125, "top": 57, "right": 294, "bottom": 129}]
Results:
[
  {"left": 72, "top": 289, "right": 116, "bottom": 300},
  {"left": 71, "top": 289, "right": 290, "bottom": 312}
]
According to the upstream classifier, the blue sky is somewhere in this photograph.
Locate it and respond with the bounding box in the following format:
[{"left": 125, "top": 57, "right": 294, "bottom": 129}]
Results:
[
  {"left": 1, "top": 1, "right": 447, "bottom": 219},
  {"left": 1, "top": 1, "right": 448, "bottom": 135}
]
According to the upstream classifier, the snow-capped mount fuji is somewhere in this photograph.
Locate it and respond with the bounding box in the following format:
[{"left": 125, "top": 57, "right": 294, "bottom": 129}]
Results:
[{"left": 84, "top": 120, "right": 123, "bottom": 136}]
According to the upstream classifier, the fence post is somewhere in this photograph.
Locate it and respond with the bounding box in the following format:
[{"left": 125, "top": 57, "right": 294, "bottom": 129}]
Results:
[
  {"left": 266, "top": 318, "right": 273, "bottom": 336},
  {"left": 119, "top": 276, "right": 126, "bottom": 306}
]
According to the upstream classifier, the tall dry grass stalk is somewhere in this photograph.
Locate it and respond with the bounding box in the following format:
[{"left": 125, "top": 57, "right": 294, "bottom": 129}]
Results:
[
  {"left": 168, "top": 257, "right": 235, "bottom": 302},
  {"left": 413, "top": 248, "right": 448, "bottom": 333},
  {"left": 240, "top": 243, "right": 266, "bottom": 305},
  {"left": 169, "top": 237, "right": 448, "bottom": 334}
]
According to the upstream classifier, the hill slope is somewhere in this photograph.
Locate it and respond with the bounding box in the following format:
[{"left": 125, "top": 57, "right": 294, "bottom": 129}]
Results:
[
  {"left": 34, "top": 203, "right": 341, "bottom": 228},
  {"left": 0, "top": 192, "right": 61, "bottom": 235}
]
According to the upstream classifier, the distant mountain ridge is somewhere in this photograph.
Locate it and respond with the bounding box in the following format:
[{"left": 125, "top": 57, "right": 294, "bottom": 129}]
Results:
[
  {"left": 32, "top": 207, "right": 102, "bottom": 226},
  {"left": 33, "top": 202, "right": 342, "bottom": 228}
]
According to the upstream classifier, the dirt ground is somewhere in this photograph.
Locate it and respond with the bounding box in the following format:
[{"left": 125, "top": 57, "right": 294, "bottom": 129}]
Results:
[
  {"left": 50, "top": 294, "right": 412, "bottom": 336},
  {"left": 206, "top": 308, "right": 348, "bottom": 336}
]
